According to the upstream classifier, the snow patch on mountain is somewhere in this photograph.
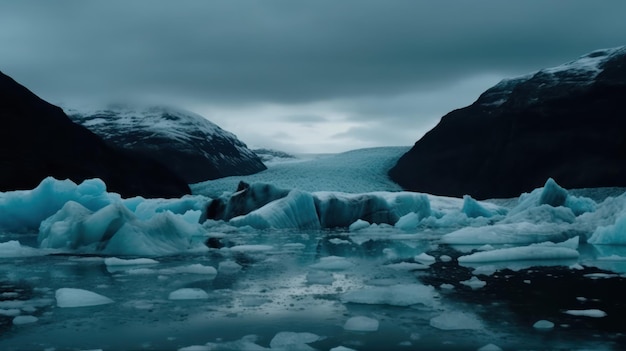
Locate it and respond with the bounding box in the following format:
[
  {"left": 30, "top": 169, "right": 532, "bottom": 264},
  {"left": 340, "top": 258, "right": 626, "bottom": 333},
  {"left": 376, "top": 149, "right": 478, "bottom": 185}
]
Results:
[{"left": 64, "top": 104, "right": 266, "bottom": 183}]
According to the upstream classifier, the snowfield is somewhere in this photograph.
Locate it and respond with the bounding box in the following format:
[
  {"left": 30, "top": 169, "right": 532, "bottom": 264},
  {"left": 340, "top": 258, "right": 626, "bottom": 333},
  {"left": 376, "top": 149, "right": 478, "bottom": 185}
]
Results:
[{"left": 1, "top": 147, "right": 626, "bottom": 350}]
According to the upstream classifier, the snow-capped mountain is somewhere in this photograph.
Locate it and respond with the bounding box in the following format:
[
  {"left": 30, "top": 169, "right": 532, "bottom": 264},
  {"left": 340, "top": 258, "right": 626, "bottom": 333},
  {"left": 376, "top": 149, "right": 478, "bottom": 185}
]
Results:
[
  {"left": 65, "top": 105, "right": 266, "bottom": 183},
  {"left": 0, "top": 71, "right": 190, "bottom": 198},
  {"left": 390, "top": 46, "right": 626, "bottom": 199}
]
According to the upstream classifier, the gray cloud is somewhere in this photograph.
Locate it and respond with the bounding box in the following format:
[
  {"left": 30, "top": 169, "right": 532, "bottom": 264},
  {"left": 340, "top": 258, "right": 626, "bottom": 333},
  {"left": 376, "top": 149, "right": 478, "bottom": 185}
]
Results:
[
  {"left": 281, "top": 115, "right": 328, "bottom": 124},
  {"left": 2, "top": 1, "right": 626, "bottom": 105},
  {"left": 1, "top": 1, "right": 625, "bottom": 152}
]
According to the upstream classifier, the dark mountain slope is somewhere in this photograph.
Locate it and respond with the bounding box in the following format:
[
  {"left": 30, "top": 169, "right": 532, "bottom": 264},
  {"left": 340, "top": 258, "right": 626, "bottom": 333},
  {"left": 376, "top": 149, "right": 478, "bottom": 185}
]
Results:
[
  {"left": 389, "top": 47, "right": 626, "bottom": 199},
  {"left": 0, "top": 71, "right": 190, "bottom": 198}
]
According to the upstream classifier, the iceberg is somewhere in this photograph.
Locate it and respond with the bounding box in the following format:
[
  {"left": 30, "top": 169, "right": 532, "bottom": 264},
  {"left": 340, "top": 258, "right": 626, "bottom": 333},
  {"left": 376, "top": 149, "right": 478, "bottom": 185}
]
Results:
[
  {"left": 38, "top": 200, "right": 206, "bottom": 256},
  {"left": 458, "top": 237, "right": 580, "bottom": 263},
  {"left": 0, "top": 177, "right": 118, "bottom": 232}
]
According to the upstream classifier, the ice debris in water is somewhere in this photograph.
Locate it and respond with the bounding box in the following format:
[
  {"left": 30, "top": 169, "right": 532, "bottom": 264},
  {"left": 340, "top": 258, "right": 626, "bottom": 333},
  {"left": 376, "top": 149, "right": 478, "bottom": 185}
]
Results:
[
  {"left": 477, "top": 343, "right": 503, "bottom": 351},
  {"left": 589, "top": 212, "right": 626, "bottom": 245},
  {"left": 12, "top": 315, "right": 38, "bottom": 325},
  {"left": 458, "top": 237, "right": 580, "bottom": 263},
  {"left": 341, "top": 284, "right": 437, "bottom": 306},
  {"left": 563, "top": 309, "right": 607, "bottom": 318},
  {"left": 429, "top": 311, "right": 483, "bottom": 330},
  {"left": 349, "top": 219, "right": 370, "bottom": 231},
  {"left": 104, "top": 257, "right": 159, "bottom": 266},
  {"left": 533, "top": 320, "right": 555, "bottom": 329},
  {"left": 461, "top": 276, "right": 487, "bottom": 289},
  {"left": 168, "top": 288, "right": 209, "bottom": 300},
  {"left": 269, "top": 331, "right": 321, "bottom": 350},
  {"left": 343, "top": 316, "right": 380, "bottom": 332},
  {"left": 55, "top": 288, "right": 114, "bottom": 308},
  {"left": 0, "top": 240, "right": 49, "bottom": 258},
  {"left": 414, "top": 252, "right": 436, "bottom": 264}
]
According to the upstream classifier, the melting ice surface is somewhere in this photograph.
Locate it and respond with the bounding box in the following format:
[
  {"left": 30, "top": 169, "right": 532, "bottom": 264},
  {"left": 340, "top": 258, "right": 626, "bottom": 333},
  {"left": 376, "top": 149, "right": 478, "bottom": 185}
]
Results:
[{"left": 2, "top": 148, "right": 626, "bottom": 350}]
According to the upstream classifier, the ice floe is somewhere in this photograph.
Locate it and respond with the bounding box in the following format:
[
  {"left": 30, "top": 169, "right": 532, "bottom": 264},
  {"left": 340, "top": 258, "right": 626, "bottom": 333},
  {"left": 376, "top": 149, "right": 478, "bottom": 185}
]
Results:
[{"left": 55, "top": 288, "right": 114, "bottom": 308}]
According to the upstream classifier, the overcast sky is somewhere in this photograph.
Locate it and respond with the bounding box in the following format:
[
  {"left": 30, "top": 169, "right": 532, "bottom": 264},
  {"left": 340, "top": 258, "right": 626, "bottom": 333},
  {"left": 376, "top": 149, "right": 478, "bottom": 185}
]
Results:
[{"left": 2, "top": 1, "right": 626, "bottom": 153}]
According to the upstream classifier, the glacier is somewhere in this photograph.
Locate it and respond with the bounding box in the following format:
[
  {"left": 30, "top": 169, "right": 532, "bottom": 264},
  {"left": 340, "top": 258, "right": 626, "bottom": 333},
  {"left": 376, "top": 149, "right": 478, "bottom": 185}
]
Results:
[{"left": 2, "top": 154, "right": 626, "bottom": 350}]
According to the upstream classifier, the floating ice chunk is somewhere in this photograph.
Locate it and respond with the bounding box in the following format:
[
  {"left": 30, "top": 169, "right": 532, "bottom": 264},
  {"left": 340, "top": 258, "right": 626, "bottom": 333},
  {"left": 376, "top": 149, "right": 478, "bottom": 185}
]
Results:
[
  {"left": 202, "top": 335, "right": 268, "bottom": 351},
  {"left": 395, "top": 212, "right": 421, "bottom": 230},
  {"left": 168, "top": 264, "right": 217, "bottom": 275},
  {"left": 349, "top": 219, "right": 370, "bottom": 232},
  {"left": 56, "top": 288, "right": 114, "bottom": 308},
  {"left": 584, "top": 273, "right": 618, "bottom": 279},
  {"left": 310, "top": 256, "right": 354, "bottom": 271},
  {"left": 440, "top": 284, "right": 455, "bottom": 290},
  {"left": 458, "top": 237, "right": 580, "bottom": 263},
  {"left": 104, "top": 257, "right": 159, "bottom": 266},
  {"left": 429, "top": 311, "right": 483, "bottom": 330},
  {"left": 414, "top": 253, "right": 436, "bottom": 264},
  {"left": 39, "top": 201, "right": 206, "bottom": 256},
  {"left": 441, "top": 222, "right": 572, "bottom": 245},
  {"left": 306, "top": 270, "right": 334, "bottom": 285},
  {"left": 218, "top": 260, "right": 242, "bottom": 274},
  {"left": 168, "top": 288, "right": 209, "bottom": 300},
  {"left": 539, "top": 178, "right": 568, "bottom": 207},
  {"left": 569, "top": 263, "right": 584, "bottom": 270},
  {"left": 563, "top": 309, "right": 607, "bottom": 318},
  {"left": 269, "top": 331, "right": 321, "bottom": 350},
  {"left": 473, "top": 265, "right": 497, "bottom": 276},
  {"left": 440, "top": 255, "right": 452, "bottom": 262},
  {"left": 0, "top": 177, "right": 117, "bottom": 232},
  {"left": 462, "top": 195, "right": 503, "bottom": 218},
  {"left": 597, "top": 254, "right": 626, "bottom": 261},
  {"left": 0, "top": 308, "right": 21, "bottom": 316},
  {"left": 533, "top": 320, "right": 555, "bottom": 329},
  {"left": 589, "top": 212, "right": 626, "bottom": 245},
  {"left": 0, "top": 240, "right": 48, "bottom": 258},
  {"left": 229, "top": 245, "right": 274, "bottom": 252},
  {"left": 229, "top": 190, "right": 321, "bottom": 230},
  {"left": 461, "top": 276, "right": 486, "bottom": 289},
  {"left": 342, "top": 284, "right": 437, "bottom": 306},
  {"left": 12, "top": 315, "right": 38, "bottom": 325},
  {"left": 329, "top": 238, "right": 352, "bottom": 245},
  {"left": 330, "top": 347, "right": 357, "bottom": 351},
  {"left": 511, "top": 178, "right": 595, "bottom": 216},
  {"left": 178, "top": 345, "right": 210, "bottom": 351},
  {"left": 478, "top": 344, "right": 503, "bottom": 351},
  {"left": 123, "top": 268, "right": 158, "bottom": 275},
  {"left": 343, "top": 316, "right": 379, "bottom": 332}
]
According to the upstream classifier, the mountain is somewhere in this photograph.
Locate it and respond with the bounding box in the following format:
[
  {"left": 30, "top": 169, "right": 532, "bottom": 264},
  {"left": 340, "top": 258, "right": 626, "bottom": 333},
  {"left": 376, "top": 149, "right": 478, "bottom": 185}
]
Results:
[
  {"left": 389, "top": 46, "right": 626, "bottom": 199},
  {"left": 65, "top": 105, "right": 267, "bottom": 183},
  {"left": 0, "top": 71, "right": 190, "bottom": 198}
]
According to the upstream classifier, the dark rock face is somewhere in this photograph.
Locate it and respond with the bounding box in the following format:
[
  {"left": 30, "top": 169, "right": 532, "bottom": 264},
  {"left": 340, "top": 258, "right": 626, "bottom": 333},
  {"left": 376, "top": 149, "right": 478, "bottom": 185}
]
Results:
[
  {"left": 66, "top": 105, "right": 267, "bottom": 183},
  {"left": 389, "top": 47, "right": 626, "bottom": 199},
  {"left": 0, "top": 71, "right": 190, "bottom": 198}
]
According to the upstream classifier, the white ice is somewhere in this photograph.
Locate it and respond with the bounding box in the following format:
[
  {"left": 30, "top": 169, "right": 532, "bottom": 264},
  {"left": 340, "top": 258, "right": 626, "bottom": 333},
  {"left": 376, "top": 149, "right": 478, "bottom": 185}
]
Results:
[
  {"left": 343, "top": 316, "right": 379, "bottom": 332},
  {"left": 563, "top": 309, "right": 607, "bottom": 318},
  {"left": 168, "top": 288, "right": 209, "bottom": 300},
  {"left": 55, "top": 288, "right": 114, "bottom": 308},
  {"left": 341, "top": 283, "right": 437, "bottom": 307},
  {"left": 458, "top": 237, "right": 580, "bottom": 264},
  {"left": 269, "top": 331, "right": 321, "bottom": 350},
  {"left": 533, "top": 320, "right": 555, "bottom": 329},
  {"left": 429, "top": 311, "right": 483, "bottom": 330}
]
